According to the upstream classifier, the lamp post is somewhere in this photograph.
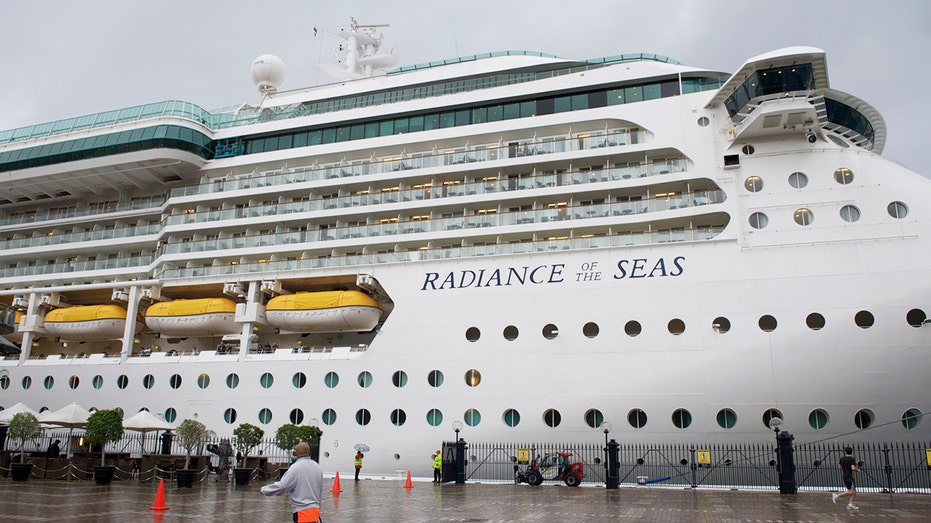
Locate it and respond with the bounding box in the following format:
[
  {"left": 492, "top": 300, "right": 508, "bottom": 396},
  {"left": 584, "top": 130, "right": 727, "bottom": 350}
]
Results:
[
  {"left": 451, "top": 421, "right": 465, "bottom": 484},
  {"left": 452, "top": 420, "right": 462, "bottom": 442},
  {"left": 602, "top": 421, "right": 616, "bottom": 488}
]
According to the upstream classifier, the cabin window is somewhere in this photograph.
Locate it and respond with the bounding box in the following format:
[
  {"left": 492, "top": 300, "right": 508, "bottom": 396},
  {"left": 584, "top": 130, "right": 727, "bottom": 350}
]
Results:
[
  {"left": 543, "top": 409, "right": 562, "bottom": 428},
  {"left": 667, "top": 318, "right": 685, "bottom": 335},
  {"left": 806, "top": 312, "right": 826, "bottom": 330},
  {"left": 197, "top": 374, "right": 210, "bottom": 389},
  {"left": 390, "top": 409, "right": 406, "bottom": 427},
  {"left": 793, "top": 208, "right": 814, "bottom": 226},
  {"left": 758, "top": 315, "right": 778, "bottom": 332},
  {"left": 542, "top": 324, "right": 559, "bottom": 339},
  {"left": 143, "top": 375, "right": 155, "bottom": 389},
  {"left": 322, "top": 408, "right": 337, "bottom": 425},
  {"left": 22, "top": 376, "right": 32, "bottom": 390},
  {"left": 840, "top": 205, "right": 860, "bottom": 223},
  {"left": 224, "top": 408, "right": 237, "bottom": 424},
  {"left": 809, "top": 409, "right": 829, "bottom": 430},
  {"left": 93, "top": 375, "right": 103, "bottom": 389},
  {"left": 357, "top": 371, "right": 373, "bottom": 388},
  {"left": 168, "top": 374, "right": 180, "bottom": 389},
  {"left": 392, "top": 371, "right": 407, "bottom": 388},
  {"left": 290, "top": 409, "right": 304, "bottom": 424},
  {"left": 503, "top": 325, "right": 519, "bottom": 341},
  {"left": 902, "top": 409, "right": 922, "bottom": 429},
  {"left": 585, "top": 409, "right": 604, "bottom": 429},
  {"left": 464, "top": 369, "right": 481, "bottom": 387},
  {"left": 427, "top": 370, "right": 444, "bottom": 388},
  {"left": 748, "top": 212, "right": 768, "bottom": 229},
  {"left": 625, "top": 321, "right": 642, "bottom": 337},
  {"left": 854, "top": 409, "right": 874, "bottom": 429},
  {"left": 887, "top": 201, "right": 908, "bottom": 219},
  {"left": 292, "top": 372, "right": 307, "bottom": 388},
  {"left": 582, "top": 322, "right": 600, "bottom": 338},
  {"left": 324, "top": 372, "right": 339, "bottom": 388},
  {"left": 44, "top": 376, "right": 54, "bottom": 390},
  {"left": 260, "top": 372, "right": 274, "bottom": 389},
  {"left": 226, "top": 373, "right": 239, "bottom": 389},
  {"left": 258, "top": 408, "right": 272, "bottom": 424},
  {"left": 164, "top": 408, "right": 177, "bottom": 423},
  {"left": 68, "top": 376, "right": 79, "bottom": 390},
  {"left": 426, "top": 408, "right": 443, "bottom": 427},
  {"left": 854, "top": 310, "right": 875, "bottom": 329},
  {"left": 762, "top": 408, "right": 783, "bottom": 430},
  {"left": 503, "top": 409, "right": 521, "bottom": 427},
  {"left": 833, "top": 167, "right": 854, "bottom": 185},
  {"left": 119, "top": 375, "right": 130, "bottom": 389},
  {"left": 744, "top": 176, "right": 763, "bottom": 192},
  {"left": 671, "top": 409, "right": 692, "bottom": 429},
  {"left": 716, "top": 409, "right": 737, "bottom": 429}
]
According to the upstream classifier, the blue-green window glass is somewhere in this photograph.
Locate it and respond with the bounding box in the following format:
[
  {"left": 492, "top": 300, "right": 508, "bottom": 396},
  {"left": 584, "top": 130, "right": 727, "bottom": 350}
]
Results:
[
  {"left": 364, "top": 122, "right": 379, "bottom": 138},
  {"left": 716, "top": 408, "right": 737, "bottom": 429},
  {"left": 324, "top": 372, "right": 339, "bottom": 388},
  {"left": 408, "top": 115, "right": 424, "bottom": 132},
  {"left": 224, "top": 408, "right": 237, "bottom": 424},
  {"left": 165, "top": 408, "right": 177, "bottom": 423},
  {"left": 308, "top": 130, "right": 323, "bottom": 145},
  {"left": 226, "top": 373, "right": 239, "bottom": 389},
  {"left": 570, "top": 94, "right": 588, "bottom": 110},
  {"left": 392, "top": 371, "right": 407, "bottom": 388},
  {"left": 643, "top": 84, "right": 662, "bottom": 100},
  {"left": 293, "top": 132, "right": 308, "bottom": 148},
  {"left": 21, "top": 376, "right": 31, "bottom": 390},
  {"left": 168, "top": 374, "right": 180, "bottom": 389},
  {"left": 672, "top": 408, "right": 692, "bottom": 429},
  {"left": 349, "top": 124, "right": 365, "bottom": 140},
  {"left": 624, "top": 86, "right": 642, "bottom": 104},
  {"left": 143, "top": 375, "right": 155, "bottom": 390},
  {"left": 92, "top": 375, "right": 104, "bottom": 390},
  {"left": 584, "top": 409, "right": 603, "bottom": 429},
  {"left": 0, "top": 375, "right": 8, "bottom": 390},
  {"left": 394, "top": 118, "right": 409, "bottom": 134},
  {"left": 197, "top": 373, "right": 210, "bottom": 389},
  {"left": 808, "top": 409, "right": 829, "bottom": 430},
  {"left": 902, "top": 409, "right": 922, "bottom": 430},
  {"left": 455, "top": 109, "right": 471, "bottom": 126},
  {"left": 258, "top": 408, "right": 272, "bottom": 424},
  {"left": 260, "top": 372, "right": 274, "bottom": 389},
  {"left": 426, "top": 408, "right": 443, "bottom": 427},
  {"left": 335, "top": 126, "right": 350, "bottom": 142},
  {"left": 427, "top": 370, "right": 444, "bottom": 388},
  {"left": 44, "top": 376, "right": 54, "bottom": 390},
  {"left": 322, "top": 408, "right": 337, "bottom": 425},
  {"left": 321, "top": 127, "right": 337, "bottom": 143},
  {"left": 464, "top": 408, "right": 481, "bottom": 427},
  {"left": 487, "top": 105, "right": 503, "bottom": 121},
  {"left": 119, "top": 375, "right": 130, "bottom": 389},
  {"left": 502, "top": 103, "right": 520, "bottom": 120},
  {"left": 357, "top": 371, "right": 372, "bottom": 388},
  {"left": 471, "top": 107, "right": 487, "bottom": 124},
  {"left": 503, "top": 409, "right": 520, "bottom": 427},
  {"left": 356, "top": 408, "right": 371, "bottom": 426},
  {"left": 439, "top": 112, "right": 455, "bottom": 128},
  {"left": 378, "top": 121, "right": 394, "bottom": 135},
  {"left": 290, "top": 409, "right": 304, "bottom": 424},
  {"left": 554, "top": 96, "right": 571, "bottom": 113},
  {"left": 391, "top": 409, "right": 406, "bottom": 426},
  {"left": 292, "top": 372, "right": 307, "bottom": 388}
]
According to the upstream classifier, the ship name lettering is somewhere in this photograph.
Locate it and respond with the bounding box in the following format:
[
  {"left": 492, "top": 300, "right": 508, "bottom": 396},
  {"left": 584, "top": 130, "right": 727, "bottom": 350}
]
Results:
[
  {"left": 421, "top": 264, "right": 565, "bottom": 290},
  {"left": 613, "top": 256, "right": 685, "bottom": 279}
]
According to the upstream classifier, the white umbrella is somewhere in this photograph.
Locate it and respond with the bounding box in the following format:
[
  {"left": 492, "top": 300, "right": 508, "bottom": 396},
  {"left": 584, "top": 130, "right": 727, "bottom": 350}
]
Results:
[
  {"left": 122, "top": 410, "right": 175, "bottom": 456},
  {"left": 354, "top": 443, "right": 370, "bottom": 452},
  {"left": 0, "top": 402, "right": 38, "bottom": 424},
  {"left": 37, "top": 402, "right": 90, "bottom": 459}
]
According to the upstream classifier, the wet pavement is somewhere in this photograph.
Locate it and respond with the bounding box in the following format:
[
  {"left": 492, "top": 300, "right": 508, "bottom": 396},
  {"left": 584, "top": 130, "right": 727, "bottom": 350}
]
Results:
[{"left": 1, "top": 475, "right": 929, "bottom": 522}]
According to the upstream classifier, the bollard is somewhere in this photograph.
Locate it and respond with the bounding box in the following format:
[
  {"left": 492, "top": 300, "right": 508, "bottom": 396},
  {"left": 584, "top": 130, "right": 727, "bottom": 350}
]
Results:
[
  {"left": 606, "top": 439, "right": 620, "bottom": 489},
  {"left": 776, "top": 430, "right": 796, "bottom": 494}
]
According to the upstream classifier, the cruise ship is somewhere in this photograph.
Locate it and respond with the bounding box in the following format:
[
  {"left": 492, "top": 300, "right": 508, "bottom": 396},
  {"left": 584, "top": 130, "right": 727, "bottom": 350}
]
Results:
[{"left": 0, "top": 19, "right": 928, "bottom": 477}]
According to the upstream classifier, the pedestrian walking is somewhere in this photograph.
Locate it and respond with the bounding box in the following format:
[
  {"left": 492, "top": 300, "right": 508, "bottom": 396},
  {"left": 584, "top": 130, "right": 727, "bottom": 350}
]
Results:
[
  {"left": 260, "top": 442, "right": 324, "bottom": 522},
  {"left": 831, "top": 446, "right": 859, "bottom": 510}
]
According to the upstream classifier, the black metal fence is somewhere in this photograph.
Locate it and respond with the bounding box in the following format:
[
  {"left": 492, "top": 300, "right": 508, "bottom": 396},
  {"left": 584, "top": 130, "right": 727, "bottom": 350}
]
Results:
[{"left": 465, "top": 440, "right": 931, "bottom": 493}]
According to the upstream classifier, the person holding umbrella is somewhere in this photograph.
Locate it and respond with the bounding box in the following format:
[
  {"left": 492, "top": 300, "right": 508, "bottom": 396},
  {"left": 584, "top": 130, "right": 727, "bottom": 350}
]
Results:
[{"left": 353, "top": 443, "right": 369, "bottom": 481}]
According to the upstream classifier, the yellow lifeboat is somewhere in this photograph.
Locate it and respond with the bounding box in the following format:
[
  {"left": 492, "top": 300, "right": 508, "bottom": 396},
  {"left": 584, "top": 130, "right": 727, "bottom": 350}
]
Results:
[
  {"left": 145, "top": 297, "right": 239, "bottom": 337},
  {"left": 44, "top": 305, "right": 139, "bottom": 341},
  {"left": 266, "top": 290, "right": 382, "bottom": 332}
]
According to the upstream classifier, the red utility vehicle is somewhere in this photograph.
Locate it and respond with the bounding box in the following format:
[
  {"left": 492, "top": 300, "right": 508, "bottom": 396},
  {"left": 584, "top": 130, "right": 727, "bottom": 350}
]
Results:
[{"left": 514, "top": 451, "right": 584, "bottom": 487}]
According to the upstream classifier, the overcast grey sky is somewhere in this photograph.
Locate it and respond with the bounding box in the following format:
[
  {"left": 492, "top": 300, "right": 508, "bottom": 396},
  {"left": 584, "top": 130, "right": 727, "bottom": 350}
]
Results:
[{"left": 1, "top": 0, "right": 928, "bottom": 175}]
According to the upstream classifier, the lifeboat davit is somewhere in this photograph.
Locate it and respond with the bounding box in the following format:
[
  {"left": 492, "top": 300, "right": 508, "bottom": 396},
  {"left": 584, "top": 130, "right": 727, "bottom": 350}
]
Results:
[
  {"left": 266, "top": 290, "right": 382, "bottom": 333},
  {"left": 44, "top": 305, "right": 139, "bottom": 341},
  {"left": 145, "top": 297, "right": 239, "bottom": 337},
  {"left": 5, "top": 311, "right": 23, "bottom": 342}
]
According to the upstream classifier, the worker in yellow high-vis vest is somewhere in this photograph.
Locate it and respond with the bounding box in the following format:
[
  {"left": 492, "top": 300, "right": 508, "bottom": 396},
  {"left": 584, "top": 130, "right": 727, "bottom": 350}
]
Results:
[
  {"left": 433, "top": 450, "right": 443, "bottom": 483},
  {"left": 354, "top": 451, "right": 363, "bottom": 481}
]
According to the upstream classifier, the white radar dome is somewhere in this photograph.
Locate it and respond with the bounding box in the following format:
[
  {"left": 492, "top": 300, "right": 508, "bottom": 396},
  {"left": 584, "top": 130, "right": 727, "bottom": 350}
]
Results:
[{"left": 251, "top": 54, "right": 286, "bottom": 94}]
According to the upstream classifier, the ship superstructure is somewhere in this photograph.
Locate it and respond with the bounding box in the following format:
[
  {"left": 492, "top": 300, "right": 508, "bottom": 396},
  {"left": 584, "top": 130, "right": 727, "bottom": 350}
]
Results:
[{"left": 0, "top": 23, "right": 927, "bottom": 476}]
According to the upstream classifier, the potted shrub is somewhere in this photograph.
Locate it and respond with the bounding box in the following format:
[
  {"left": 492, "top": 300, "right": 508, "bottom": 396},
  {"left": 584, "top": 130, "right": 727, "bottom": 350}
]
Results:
[
  {"left": 232, "top": 422, "right": 264, "bottom": 485},
  {"left": 175, "top": 419, "right": 207, "bottom": 488},
  {"left": 84, "top": 409, "right": 124, "bottom": 484},
  {"left": 273, "top": 424, "right": 320, "bottom": 479},
  {"left": 8, "top": 412, "right": 42, "bottom": 481}
]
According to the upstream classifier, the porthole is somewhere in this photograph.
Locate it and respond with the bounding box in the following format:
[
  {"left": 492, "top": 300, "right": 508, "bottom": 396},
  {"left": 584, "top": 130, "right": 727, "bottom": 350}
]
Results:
[
  {"left": 22, "top": 376, "right": 31, "bottom": 390},
  {"left": 143, "top": 375, "right": 155, "bottom": 389},
  {"left": 543, "top": 409, "right": 562, "bottom": 428},
  {"left": 164, "top": 408, "right": 177, "bottom": 423},
  {"left": 68, "top": 375, "right": 79, "bottom": 390},
  {"left": 809, "top": 409, "right": 829, "bottom": 430},
  {"left": 260, "top": 372, "right": 274, "bottom": 389},
  {"left": 902, "top": 409, "right": 922, "bottom": 429},
  {"left": 197, "top": 373, "right": 210, "bottom": 389},
  {"left": 322, "top": 408, "right": 337, "bottom": 425},
  {"left": 258, "top": 408, "right": 273, "bottom": 424},
  {"left": 758, "top": 315, "right": 777, "bottom": 332},
  {"left": 503, "top": 325, "right": 519, "bottom": 341},
  {"left": 290, "top": 408, "right": 304, "bottom": 424},
  {"left": 391, "top": 408, "right": 406, "bottom": 427},
  {"left": 624, "top": 320, "right": 642, "bottom": 337},
  {"left": 542, "top": 324, "right": 559, "bottom": 339},
  {"left": 840, "top": 205, "right": 860, "bottom": 223},
  {"left": 356, "top": 409, "right": 372, "bottom": 426},
  {"left": 628, "top": 408, "right": 647, "bottom": 429},
  {"left": 667, "top": 318, "right": 685, "bottom": 335},
  {"left": 806, "top": 312, "right": 826, "bottom": 330},
  {"left": 357, "top": 371, "right": 373, "bottom": 388},
  {"left": 0, "top": 375, "right": 8, "bottom": 390},
  {"left": 741, "top": 144, "right": 755, "bottom": 155},
  {"left": 426, "top": 408, "right": 443, "bottom": 427},
  {"left": 224, "top": 408, "right": 237, "bottom": 424},
  {"left": 324, "top": 371, "right": 339, "bottom": 388},
  {"left": 168, "top": 374, "right": 180, "bottom": 389},
  {"left": 392, "top": 370, "right": 408, "bottom": 388},
  {"left": 697, "top": 116, "right": 710, "bottom": 127},
  {"left": 584, "top": 409, "right": 604, "bottom": 429},
  {"left": 762, "top": 408, "right": 783, "bottom": 430},
  {"left": 854, "top": 310, "right": 874, "bottom": 329},
  {"left": 92, "top": 375, "right": 103, "bottom": 390},
  {"left": 906, "top": 308, "right": 927, "bottom": 327},
  {"left": 465, "top": 327, "right": 481, "bottom": 342},
  {"left": 118, "top": 375, "right": 130, "bottom": 390},
  {"left": 712, "top": 317, "right": 731, "bottom": 334},
  {"left": 464, "top": 369, "right": 481, "bottom": 387},
  {"left": 888, "top": 201, "right": 908, "bottom": 219},
  {"left": 793, "top": 208, "right": 814, "bottom": 226},
  {"left": 833, "top": 167, "right": 854, "bottom": 185},
  {"left": 503, "top": 409, "right": 521, "bottom": 427},
  {"left": 427, "top": 369, "right": 444, "bottom": 388},
  {"left": 582, "top": 322, "right": 599, "bottom": 338},
  {"left": 716, "top": 408, "right": 737, "bottom": 429},
  {"left": 744, "top": 176, "right": 763, "bottom": 192},
  {"left": 672, "top": 409, "right": 692, "bottom": 429},
  {"left": 292, "top": 372, "right": 307, "bottom": 388},
  {"left": 748, "top": 212, "right": 769, "bottom": 229},
  {"left": 464, "top": 408, "right": 481, "bottom": 427},
  {"left": 43, "top": 376, "right": 53, "bottom": 390},
  {"left": 788, "top": 171, "right": 808, "bottom": 189},
  {"left": 854, "top": 409, "right": 874, "bottom": 429},
  {"left": 226, "top": 373, "right": 239, "bottom": 389}
]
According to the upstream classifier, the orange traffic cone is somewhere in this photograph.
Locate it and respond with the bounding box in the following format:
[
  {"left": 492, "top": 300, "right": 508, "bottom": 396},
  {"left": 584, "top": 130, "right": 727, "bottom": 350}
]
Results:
[
  {"left": 149, "top": 479, "right": 170, "bottom": 511},
  {"left": 330, "top": 471, "right": 343, "bottom": 493},
  {"left": 403, "top": 470, "right": 413, "bottom": 489}
]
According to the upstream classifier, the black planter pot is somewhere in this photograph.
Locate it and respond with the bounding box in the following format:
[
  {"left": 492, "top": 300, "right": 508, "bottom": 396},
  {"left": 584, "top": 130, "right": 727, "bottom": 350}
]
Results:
[
  {"left": 10, "top": 462, "right": 33, "bottom": 482},
  {"left": 94, "top": 466, "right": 115, "bottom": 485},
  {"left": 233, "top": 468, "right": 251, "bottom": 486},
  {"left": 176, "top": 468, "right": 197, "bottom": 488}
]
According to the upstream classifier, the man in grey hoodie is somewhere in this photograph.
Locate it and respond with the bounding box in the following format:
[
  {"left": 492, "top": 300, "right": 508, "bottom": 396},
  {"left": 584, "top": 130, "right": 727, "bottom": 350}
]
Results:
[{"left": 260, "top": 442, "right": 323, "bottom": 522}]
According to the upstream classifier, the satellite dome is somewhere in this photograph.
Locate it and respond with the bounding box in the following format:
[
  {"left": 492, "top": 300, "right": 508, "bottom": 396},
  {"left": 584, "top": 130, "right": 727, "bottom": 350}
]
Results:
[{"left": 251, "top": 54, "right": 286, "bottom": 94}]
